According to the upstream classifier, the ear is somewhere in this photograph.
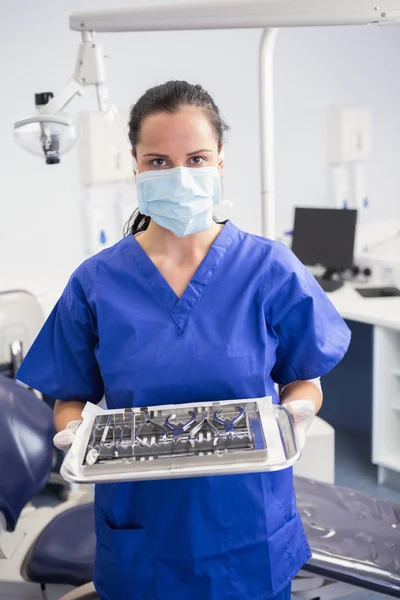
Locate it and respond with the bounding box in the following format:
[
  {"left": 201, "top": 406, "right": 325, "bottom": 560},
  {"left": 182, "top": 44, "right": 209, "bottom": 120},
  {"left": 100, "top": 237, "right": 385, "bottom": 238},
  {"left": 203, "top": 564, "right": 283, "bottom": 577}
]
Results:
[
  {"left": 217, "top": 145, "right": 225, "bottom": 175},
  {"left": 130, "top": 148, "right": 138, "bottom": 175}
]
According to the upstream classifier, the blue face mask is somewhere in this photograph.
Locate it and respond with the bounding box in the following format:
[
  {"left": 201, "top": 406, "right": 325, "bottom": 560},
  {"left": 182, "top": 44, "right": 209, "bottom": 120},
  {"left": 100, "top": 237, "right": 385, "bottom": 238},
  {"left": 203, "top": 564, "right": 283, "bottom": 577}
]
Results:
[{"left": 136, "top": 165, "right": 221, "bottom": 237}]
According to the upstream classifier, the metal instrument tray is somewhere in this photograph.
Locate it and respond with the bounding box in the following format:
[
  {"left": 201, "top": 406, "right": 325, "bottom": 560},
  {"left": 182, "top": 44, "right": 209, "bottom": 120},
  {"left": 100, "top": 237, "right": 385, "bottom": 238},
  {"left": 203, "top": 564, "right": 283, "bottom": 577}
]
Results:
[{"left": 61, "top": 397, "right": 300, "bottom": 483}]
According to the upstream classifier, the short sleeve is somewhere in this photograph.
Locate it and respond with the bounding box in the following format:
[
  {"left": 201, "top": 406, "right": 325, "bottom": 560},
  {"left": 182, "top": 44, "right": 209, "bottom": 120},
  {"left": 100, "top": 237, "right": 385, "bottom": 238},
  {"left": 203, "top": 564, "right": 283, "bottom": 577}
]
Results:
[
  {"left": 267, "top": 245, "right": 351, "bottom": 386},
  {"left": 16, "top": 272, "right": 104, "bottom": 404}
]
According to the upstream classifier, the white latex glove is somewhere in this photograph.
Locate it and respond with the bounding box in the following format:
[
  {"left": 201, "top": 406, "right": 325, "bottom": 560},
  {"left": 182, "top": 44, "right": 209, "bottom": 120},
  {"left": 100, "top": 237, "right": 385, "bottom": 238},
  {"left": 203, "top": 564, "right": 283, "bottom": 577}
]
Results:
[
  {"left": 53, "top": 420, "right": 82, "bottom": 452},
  {"left": 284, "top": 399, "right": 315, "bottom": 451}
]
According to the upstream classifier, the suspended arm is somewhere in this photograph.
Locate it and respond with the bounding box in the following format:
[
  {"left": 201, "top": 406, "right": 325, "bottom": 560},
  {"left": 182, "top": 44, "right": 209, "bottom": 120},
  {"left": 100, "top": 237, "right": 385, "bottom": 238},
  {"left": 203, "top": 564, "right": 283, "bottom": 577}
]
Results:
[{"left": 70, "top": 0, "right": 400, "bottom": 33}]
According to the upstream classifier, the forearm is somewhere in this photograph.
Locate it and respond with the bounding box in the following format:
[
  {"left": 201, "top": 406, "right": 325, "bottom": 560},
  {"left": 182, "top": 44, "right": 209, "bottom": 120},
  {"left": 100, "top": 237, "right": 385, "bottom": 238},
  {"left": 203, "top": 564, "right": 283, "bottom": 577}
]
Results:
[
  {"left": 54, "top": 399, "right": 86, "bottom": 431},
  {"left": 279, "top": 380, "right": 323, "bottom": 414}
]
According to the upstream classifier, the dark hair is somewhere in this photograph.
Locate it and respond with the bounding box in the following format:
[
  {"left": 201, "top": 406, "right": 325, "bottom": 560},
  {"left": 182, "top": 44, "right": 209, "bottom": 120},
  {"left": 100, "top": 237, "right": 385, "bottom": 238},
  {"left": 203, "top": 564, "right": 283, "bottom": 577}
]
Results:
[{"left": 124, "top": 80, "right": 230, "bottom": 237}]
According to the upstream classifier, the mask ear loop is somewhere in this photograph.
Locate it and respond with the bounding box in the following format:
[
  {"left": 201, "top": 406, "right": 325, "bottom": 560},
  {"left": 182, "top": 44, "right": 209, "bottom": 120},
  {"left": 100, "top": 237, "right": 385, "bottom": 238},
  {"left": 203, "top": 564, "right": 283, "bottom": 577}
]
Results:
[
  {"left": 216, "top": 147, "right": 224, "bottom": 201},
  {"left": 213, "top": 149, "right": 234, "bottom": 221}
]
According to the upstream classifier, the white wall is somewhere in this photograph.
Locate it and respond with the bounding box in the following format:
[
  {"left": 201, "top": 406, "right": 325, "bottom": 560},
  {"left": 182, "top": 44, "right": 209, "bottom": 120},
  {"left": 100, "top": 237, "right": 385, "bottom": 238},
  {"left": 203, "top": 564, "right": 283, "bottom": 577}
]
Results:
[
  {"left": 274, "top": 25, "right": 400, "bottom": 236},
  {"left": 1, "top": 0, "right": 400, "bottom": 282}
]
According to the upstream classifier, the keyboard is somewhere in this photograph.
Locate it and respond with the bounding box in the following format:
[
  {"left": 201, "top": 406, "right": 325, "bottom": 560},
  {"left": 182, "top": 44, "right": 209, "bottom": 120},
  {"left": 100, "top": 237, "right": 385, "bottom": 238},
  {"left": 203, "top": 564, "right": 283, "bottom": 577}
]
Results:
[{"left": 356, "top": 286, "right": 400, "bottom": 298}]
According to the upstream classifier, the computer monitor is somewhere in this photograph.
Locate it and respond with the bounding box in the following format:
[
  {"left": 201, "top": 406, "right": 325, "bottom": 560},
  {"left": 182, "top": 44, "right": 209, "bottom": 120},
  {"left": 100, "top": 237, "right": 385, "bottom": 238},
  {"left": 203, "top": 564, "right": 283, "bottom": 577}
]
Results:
[{"left": 291, "top": 207, "right": 357, "bottom": 291}]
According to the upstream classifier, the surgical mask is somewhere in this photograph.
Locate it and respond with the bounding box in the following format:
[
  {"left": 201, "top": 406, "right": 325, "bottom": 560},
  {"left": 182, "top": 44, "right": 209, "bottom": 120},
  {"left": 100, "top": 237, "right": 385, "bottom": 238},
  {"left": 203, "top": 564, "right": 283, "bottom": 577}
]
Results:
[{"left": 136, "top": 165, "right": 222, "bottom": 238}]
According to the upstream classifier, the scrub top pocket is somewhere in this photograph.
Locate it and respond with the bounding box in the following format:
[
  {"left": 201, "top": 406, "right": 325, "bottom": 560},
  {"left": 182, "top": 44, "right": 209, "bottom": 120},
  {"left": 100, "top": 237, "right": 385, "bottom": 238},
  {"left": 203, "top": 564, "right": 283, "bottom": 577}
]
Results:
[{"left": 95, "top": 519, "right": 155, "bottom": 600}]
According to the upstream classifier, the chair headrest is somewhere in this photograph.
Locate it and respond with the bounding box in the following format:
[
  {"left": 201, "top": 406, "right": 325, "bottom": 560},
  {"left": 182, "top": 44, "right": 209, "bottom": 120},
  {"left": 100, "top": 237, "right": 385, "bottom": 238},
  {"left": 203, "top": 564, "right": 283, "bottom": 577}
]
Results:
[{"left": 0, "top": 376, "right": 54, "bottom": 531}]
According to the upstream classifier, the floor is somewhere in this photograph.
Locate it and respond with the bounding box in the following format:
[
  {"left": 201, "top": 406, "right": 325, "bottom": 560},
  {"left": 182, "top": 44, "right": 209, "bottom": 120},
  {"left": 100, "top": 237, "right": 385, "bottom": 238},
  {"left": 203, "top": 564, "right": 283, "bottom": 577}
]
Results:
[{"left": 335, "top": 430, "right": 400, "bottom": 502}]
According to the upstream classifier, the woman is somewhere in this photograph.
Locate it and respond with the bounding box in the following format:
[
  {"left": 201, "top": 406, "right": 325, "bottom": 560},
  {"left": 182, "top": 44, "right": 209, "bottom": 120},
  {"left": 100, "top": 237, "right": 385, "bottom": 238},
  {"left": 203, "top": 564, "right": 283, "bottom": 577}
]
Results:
[{"left": 17, "top": 80, "right": 350, "bottom": 600}]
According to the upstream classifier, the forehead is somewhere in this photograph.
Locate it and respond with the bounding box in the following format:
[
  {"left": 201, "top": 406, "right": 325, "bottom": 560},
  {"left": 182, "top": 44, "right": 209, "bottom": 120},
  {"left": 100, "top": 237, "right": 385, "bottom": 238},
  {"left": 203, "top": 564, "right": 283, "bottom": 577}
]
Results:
[{"left": 138, "top": 106, "right": 218, "bottom": 151}]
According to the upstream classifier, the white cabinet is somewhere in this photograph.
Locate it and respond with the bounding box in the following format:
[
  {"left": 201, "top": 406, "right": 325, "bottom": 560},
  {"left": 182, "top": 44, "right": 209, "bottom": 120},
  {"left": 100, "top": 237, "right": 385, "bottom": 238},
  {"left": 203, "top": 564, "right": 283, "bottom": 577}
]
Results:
[
  {"left": 372, "top": 326, "right": 400, "bottom": 483},
  {"left": 77, "top": 111, "right": 133, "bottom": 185}
]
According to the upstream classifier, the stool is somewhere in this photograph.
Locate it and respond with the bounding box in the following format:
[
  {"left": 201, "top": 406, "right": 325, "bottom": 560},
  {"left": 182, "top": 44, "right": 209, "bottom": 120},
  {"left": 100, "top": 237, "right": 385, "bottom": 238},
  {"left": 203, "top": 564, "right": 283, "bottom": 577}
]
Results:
[{"left": 294, "top": 416, "right": 335, "bottom": 484}]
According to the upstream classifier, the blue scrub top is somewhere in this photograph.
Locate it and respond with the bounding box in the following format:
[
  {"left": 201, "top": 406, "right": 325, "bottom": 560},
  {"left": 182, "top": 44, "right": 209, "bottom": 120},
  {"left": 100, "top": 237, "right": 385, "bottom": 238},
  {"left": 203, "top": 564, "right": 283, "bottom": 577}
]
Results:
[{"left": 17, "top": 221, "right": 350, "bottom": 600}]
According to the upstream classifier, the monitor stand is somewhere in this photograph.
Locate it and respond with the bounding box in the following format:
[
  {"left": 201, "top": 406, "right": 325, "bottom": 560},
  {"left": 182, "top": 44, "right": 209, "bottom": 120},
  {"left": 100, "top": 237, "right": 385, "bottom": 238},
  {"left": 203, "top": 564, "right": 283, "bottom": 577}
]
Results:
[{"left": 316, "top": 269, "right": 343, "bottom": 293}]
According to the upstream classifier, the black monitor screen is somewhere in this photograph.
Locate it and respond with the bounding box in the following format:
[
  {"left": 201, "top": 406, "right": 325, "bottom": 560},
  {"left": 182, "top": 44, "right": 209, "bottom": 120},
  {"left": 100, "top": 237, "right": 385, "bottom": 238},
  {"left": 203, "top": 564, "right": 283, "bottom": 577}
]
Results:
[{"left": 291, "top": 207, "right": 357, "bottom": 271}]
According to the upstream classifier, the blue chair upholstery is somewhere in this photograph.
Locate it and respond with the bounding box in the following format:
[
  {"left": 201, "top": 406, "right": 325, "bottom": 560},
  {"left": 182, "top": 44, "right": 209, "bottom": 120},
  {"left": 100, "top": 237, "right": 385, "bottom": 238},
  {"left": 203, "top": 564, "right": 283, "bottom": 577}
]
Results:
[
  {"left": 296, "top": 477, "right": 400, "bottom": 598},
  {"left": 0, "top": 376, "right": 53, "bottom": 531},
  {"left": 0, "top": 375, "right": 95, "bottom": 588},
  {"left": 26, "top": 502, "right": 95, "bottom": 587}
]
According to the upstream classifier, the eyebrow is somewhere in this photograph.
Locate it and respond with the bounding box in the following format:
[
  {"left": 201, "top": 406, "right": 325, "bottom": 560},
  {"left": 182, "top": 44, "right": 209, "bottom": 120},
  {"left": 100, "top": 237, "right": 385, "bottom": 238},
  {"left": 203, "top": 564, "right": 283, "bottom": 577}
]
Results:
[{"left": 142, "top": 149, "right": 213, "bottom": 158}]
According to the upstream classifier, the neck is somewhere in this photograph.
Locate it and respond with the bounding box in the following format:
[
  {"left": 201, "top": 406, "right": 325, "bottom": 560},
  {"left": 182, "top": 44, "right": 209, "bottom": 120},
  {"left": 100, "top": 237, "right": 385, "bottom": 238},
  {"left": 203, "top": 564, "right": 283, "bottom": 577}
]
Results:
[{"left": 137, "top": 220, "right": 223, "bottom": 262}]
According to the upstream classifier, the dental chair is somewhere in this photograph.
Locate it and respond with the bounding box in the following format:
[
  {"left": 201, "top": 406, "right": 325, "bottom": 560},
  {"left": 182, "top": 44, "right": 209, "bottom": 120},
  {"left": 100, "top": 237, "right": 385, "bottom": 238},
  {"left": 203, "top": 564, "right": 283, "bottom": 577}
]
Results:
[
  {"left": 1, "top": 374, "right": 400, "bottom": 600},
  {"left": 0, "top": 289, "right": 70, "bottom": 501},
  {"left": 0, "top": 375, "right": 95, "bottom": 600},
  {"left": 294, "top": 477, "right": 400, "bottom": 599}
]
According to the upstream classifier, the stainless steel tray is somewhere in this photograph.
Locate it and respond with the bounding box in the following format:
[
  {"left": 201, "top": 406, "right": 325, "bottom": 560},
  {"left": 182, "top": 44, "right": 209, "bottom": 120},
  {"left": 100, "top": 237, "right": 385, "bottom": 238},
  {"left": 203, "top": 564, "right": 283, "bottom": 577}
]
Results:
[{"left": 61, "top": 398, "right": 300, "bottom": 484}]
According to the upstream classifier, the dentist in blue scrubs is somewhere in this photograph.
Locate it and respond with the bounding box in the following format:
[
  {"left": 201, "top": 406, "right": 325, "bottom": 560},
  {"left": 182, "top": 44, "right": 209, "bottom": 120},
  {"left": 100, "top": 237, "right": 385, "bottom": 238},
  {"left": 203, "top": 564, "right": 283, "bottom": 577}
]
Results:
[{"left": 17, "top": 80, "right": 351, "bottom": 600}]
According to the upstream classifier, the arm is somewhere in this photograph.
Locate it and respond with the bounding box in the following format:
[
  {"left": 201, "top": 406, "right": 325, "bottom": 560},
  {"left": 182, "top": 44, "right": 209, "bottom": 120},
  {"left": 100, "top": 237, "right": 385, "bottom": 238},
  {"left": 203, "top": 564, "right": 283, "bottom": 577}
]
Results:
[
  {"left": 54, "top": 399, "right": 86, "bottom": 431},
  {"left": 279, "top": 380, "right": 322, "bottom": 414},
  {"left": 16, "top": 270, "right": 104, "bottom": 451},
  {"left": 53, "top": 399, "right": 87, "bottom": 451},
  {"left": 279, "top": 379, "right": 322, "bottom": 449}
]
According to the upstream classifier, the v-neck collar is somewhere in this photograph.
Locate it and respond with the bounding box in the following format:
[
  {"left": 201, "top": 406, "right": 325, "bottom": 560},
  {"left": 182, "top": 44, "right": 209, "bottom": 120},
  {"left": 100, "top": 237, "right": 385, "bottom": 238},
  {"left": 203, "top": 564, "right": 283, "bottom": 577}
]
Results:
[{"left": 122, "top": 220, "right": 238, "bottom": 333}]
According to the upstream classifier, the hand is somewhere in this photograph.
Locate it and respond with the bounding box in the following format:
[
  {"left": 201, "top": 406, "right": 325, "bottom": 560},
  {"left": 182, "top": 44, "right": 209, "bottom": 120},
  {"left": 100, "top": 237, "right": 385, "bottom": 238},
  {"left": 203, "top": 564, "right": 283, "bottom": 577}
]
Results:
[
  {"left": 53, "top": 420, "right": 82, "bottom": 452},
  {"left": 284, "top": 399, "right": 315, "bottom": 451}
]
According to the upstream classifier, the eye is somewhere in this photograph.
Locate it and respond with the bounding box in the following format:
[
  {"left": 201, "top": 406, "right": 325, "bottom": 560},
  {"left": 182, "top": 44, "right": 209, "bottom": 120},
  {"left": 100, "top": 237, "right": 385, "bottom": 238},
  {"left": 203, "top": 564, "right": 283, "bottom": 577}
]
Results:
[
  {"left": 188, "top": 156, "right": 206, "bottom": 166},
  {"left": 150, "top": 158, "right": 168, "bottom": 167}
]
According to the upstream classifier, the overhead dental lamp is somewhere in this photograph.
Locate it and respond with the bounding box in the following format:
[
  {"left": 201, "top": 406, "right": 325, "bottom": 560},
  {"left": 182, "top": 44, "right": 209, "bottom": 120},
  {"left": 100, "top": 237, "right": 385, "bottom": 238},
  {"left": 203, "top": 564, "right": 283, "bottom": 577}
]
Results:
[
  {"left": 14, "top": 93, "right": 78, "bottom": 165},
  {"left": 14, "top": 30, "right": 117, "bottom": 165},
  {"left": 13, "top": 0, "right": 400, "bottom": 234}
]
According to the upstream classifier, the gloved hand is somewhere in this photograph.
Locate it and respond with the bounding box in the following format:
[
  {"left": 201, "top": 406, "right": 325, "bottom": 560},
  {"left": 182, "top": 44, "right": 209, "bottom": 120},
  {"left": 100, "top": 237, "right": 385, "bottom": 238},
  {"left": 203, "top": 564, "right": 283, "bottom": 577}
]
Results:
[
  {"left": 284, "top": 399, "right": 315, "bottom": 451},
  {"left": 53, "top": 420, "right": 82, "bottom": 452}
]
